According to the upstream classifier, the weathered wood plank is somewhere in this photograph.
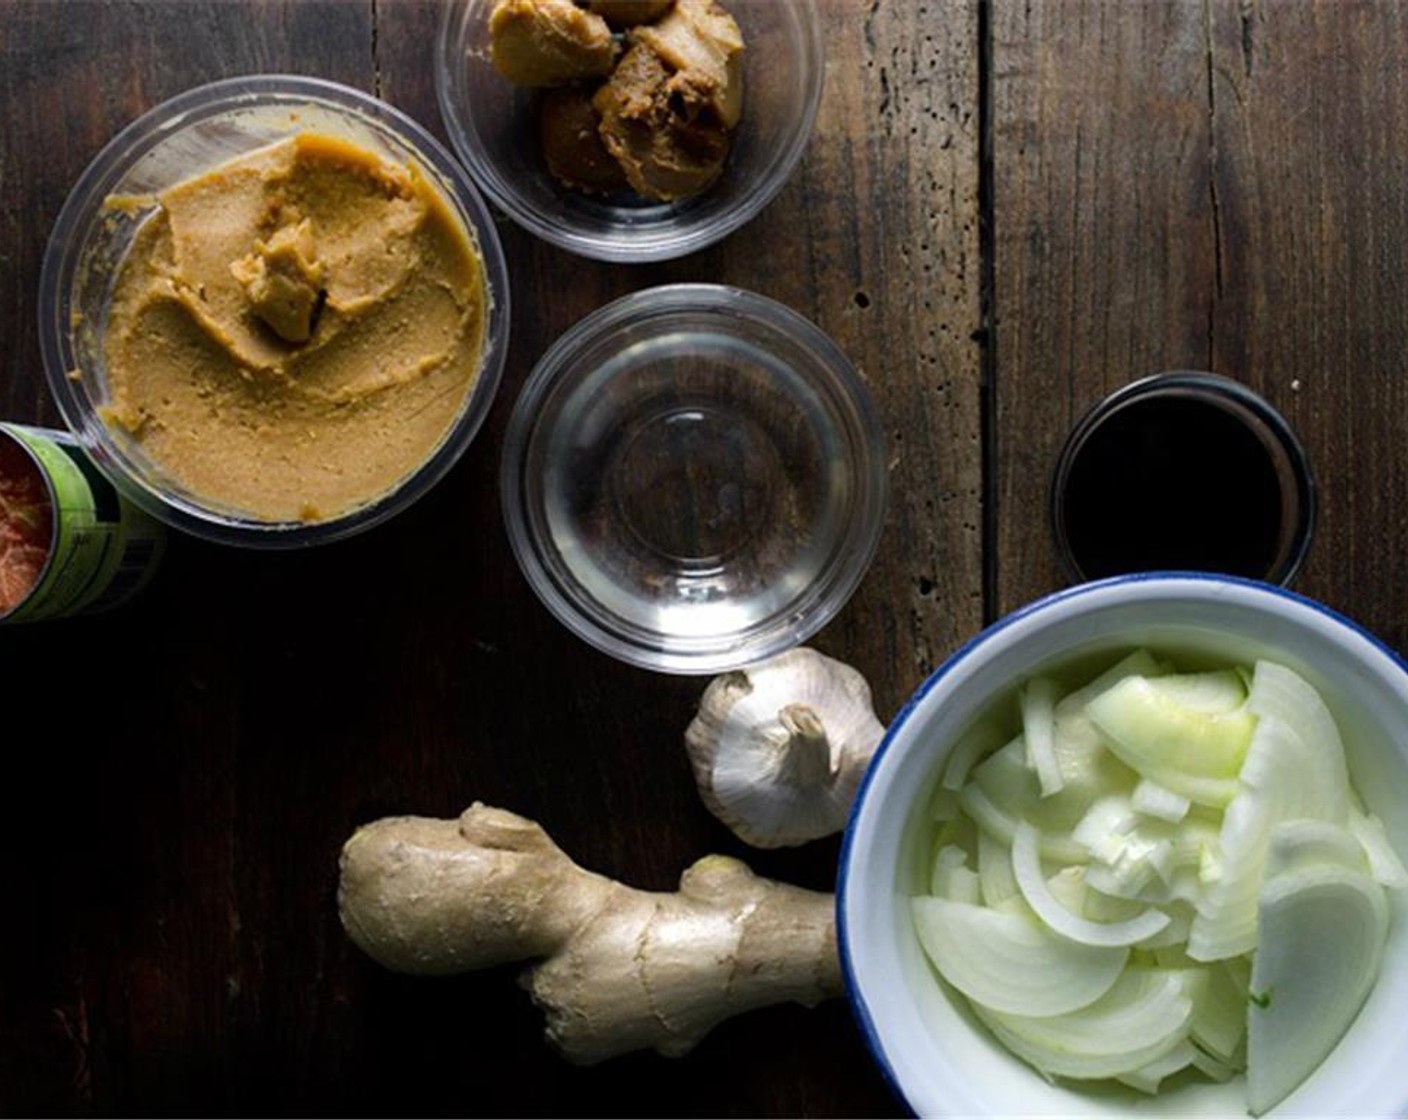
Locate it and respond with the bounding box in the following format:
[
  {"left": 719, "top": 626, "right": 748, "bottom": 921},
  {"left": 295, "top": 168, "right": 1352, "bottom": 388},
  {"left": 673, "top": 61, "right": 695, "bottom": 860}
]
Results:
[
  {"left": 795, "top": 0, "right": 985, "bottom": 712},
  {"left": 990, "top": 0, "right": 1218, "bottom": 614},
  {"left": 1206, "top": 0, "right": 1408, "bottom": 645}
]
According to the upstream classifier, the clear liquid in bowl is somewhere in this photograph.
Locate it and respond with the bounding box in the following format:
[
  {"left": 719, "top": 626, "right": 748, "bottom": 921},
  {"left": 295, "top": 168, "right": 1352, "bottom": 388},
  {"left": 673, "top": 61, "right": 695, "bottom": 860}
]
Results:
[{"left": 537, "top": 331, "right": 849, "bottom": 642}]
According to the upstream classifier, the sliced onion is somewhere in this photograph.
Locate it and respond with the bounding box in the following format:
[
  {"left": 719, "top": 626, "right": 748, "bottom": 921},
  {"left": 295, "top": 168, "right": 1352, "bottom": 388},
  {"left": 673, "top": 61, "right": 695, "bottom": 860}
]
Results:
[
  {"left": 1189, "top": 956, "right": 1250, "bottom": 1061},
  {"left": 971, "top": 733, "right": 1136, "bottom": 850},
  {"left": 1081, "top": 886, "right": 1143, "bottom": 923},
  {"left": 1238, "top": 715, "right": 1345, "bottom": 822},
  {"left": 959, "top": 784, "right": 1089, "bottom": 864},
  {"left": 941, "top": 716, "right": 1007, "bottom": 791},
  {"left": 1349, "top": 807, "right": 1408, "bottom": 888},
  {"left": 1191, "top": 1045, "right": 1240, "bottom": 1083},
  {"left": 1189, "top": 689, "right": 1356, "bottom": 963},
  {"left": 970, "top": 738, "right": 1038, "bottom": 815},
  {"left": 1087, "top": 676, "right": 1253, "bottom": 807},
  {"left": 1021, "top": 677, "right": 1064, "bottom": 796},
  {"left": 930, "top": 843, "right": 968, "bottom": 898},
  {"left": 1186, "top": 793, "right": 1268, "bottom": 962},
  {"left": 1133, "top": 778, "right": 1191, "bottom": 823},
  {"left": 1117, "top": 1038, "right": 1197, "bottom": 1094},
  {"left": 1247, "top": 662, "right": 1349, "bottom": 794},
  {"left": 910, "top": 655, "right": 1400, "bottom": 1106},
  {"left": 976, "top": 966, "right": 1200, "bottom": 1080},
  {"left": 1055, "top": 648, "right": 1166, "bottom": 718},
  {"left": 925, "top": 783, "right": 961, "bottom": 823},
  {"left": 1071, "top": 795, "right": 1138, "bottom": 854},
  {"left": 1012, "top": 821, "right": 1170, "bottom": 947},
  {"left": 911, "top": 895, "right": 1127, "bottom": 1017},
  {"left": 930, "top": 844, "right": 982, "bottom": 904},
  {"left": 1247, "top": 864, "right": 1389, "bottom": 1116},
  {"left": 1265, "top": 819, "right": 1366, "bottom": 879},
  {"left": 977, "top": 826, "right": 1018, "bottom": 906},
  {"left": 1136, "top": 900, "right": 1194, "bottom": 949},
  {"left": 1147, "top": 669, "right": 1247, "bottom": 714},
  {"left": 1045, "top": 865, "right": 1087, "bottom": 914}
]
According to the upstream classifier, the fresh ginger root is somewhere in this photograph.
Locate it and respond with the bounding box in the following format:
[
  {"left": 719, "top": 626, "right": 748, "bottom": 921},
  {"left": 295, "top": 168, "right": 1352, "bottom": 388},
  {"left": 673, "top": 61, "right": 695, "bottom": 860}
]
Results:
[{"left": 337, "top": 802, "right": 843, "bottom": 1064}]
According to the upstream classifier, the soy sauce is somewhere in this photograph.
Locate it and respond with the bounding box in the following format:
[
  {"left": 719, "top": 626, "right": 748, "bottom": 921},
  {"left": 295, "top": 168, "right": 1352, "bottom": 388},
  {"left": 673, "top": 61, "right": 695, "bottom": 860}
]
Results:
[{"left": 1054, "top": 383, "right": 1310, "bottom": 583}]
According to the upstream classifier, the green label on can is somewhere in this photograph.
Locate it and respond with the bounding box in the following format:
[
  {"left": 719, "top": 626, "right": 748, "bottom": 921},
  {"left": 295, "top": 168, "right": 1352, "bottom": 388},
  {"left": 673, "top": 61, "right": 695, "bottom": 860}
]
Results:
[{"left": 1, "top": 423, "right": 165, "bottom": 623}]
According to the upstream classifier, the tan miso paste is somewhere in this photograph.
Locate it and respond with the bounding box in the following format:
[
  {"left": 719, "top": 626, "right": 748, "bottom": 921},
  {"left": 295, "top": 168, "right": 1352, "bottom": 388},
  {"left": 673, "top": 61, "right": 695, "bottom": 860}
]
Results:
[{"left": 102, "top": 133, "right": 488, "bottom": 523}]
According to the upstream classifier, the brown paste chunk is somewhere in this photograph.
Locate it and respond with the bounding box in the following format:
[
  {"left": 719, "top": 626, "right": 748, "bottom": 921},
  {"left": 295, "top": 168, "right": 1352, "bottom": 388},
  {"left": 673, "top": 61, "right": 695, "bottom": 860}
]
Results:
[
  {"left": 487, "top": 0, "right": 744, "bottom": 203},
  {"left": 489, "top": 0, "right": 619, "bottom": 87},
  {"left": 587, "top": 0, "right": 675, "bottom": 28},
  {"left": 538, "top": 85, "right": 630, "bottom": 195},
  {"left": 630, "top": 0, "right": 743, "bottom": 129},
  {"left": 593, "top": 35, "right": 733, "bottom": 202},
  {"left": 230, "top": 217, "right": 325, "bottom": 344}
]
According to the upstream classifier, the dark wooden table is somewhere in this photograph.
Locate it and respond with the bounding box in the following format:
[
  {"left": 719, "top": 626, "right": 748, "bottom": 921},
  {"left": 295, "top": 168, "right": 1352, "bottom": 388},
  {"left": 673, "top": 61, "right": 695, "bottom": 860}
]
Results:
[{"left": 3, "top": 0, "right": 1407, "bottom": 1115}]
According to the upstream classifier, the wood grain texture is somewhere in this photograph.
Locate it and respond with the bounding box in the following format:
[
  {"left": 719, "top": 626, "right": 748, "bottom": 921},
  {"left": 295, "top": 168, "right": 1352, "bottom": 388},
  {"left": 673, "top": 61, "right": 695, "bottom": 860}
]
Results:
[
  {"left": 990, "top": 0, "right": 1218, "bottom": 612},
  {"left": 992, "top": 0, "right": 1408, "bottom": 651},
  {"left": 0, "top": 0, "right": 979, "bottom": 1115},
  {"left": 804, "top": 0, "right": 984, "bottom": 713},
  {"left": 1205, "top": 0, "right": 1408, "bottom": 645}
]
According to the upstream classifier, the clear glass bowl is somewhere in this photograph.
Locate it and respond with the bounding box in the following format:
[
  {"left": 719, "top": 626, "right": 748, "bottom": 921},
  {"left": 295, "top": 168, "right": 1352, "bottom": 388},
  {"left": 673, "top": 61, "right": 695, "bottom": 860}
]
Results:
[
  {"left": 502, "top": 284, "right": 887, "bottom": 673},
  {"left": 436, "top": 0, "right": 824, "bottom": 262},
  {"left": 39, "top": 75, "right": 510, "bottom": 548}
]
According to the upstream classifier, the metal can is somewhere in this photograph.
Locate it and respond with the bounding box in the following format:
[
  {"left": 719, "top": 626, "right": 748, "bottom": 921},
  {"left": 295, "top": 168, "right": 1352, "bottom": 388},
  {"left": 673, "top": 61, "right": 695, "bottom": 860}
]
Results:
[{"left": 0, "top": 423, "right": 165, "bottom": 623}]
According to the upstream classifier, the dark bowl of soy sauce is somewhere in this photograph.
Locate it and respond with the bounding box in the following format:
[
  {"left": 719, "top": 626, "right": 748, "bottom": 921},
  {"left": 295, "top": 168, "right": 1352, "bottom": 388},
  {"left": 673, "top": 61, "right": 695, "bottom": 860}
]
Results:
[{"left": 1051, "top": 371, "right": 1315, "bottom": 586}]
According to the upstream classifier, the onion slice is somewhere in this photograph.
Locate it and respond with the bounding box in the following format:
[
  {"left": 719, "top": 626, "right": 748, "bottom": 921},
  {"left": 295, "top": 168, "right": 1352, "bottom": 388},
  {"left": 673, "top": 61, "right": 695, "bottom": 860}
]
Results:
[
  {"left": 911, "top": 895, "right": 1128, "bottom": 1016},
  {"left": 1012, "top": 821, "right": 1170, "bottom": 947},
  {"left": 1264, "top": 819, "right": 1366, "bottom": 880},
  {"left": 1188, "top": 667, "right": 1357, "bottom": 963},
  {"left": 1022, "top": 677, "right": 1063, "bottom": 796},
  {"left": 1245, "top": 661, "right": 1351, "bottom": 818},
  {"left": 1133, "top": 778, "right": 1191, "bottom": 823},
  {"left": 1246, "top": 864, "right": 1389, "bottom": 1116},
  {"left": 977, "top": 966, "right": 1201, "bottom": 1080},
  {"left": 941, "top": 716, "right": 1006, "bottom": 791},
  {"left": 958, "top": 784, "right": 1089, "bottom": 864},
  {"left": 977, "top": 826, "right": 1018, "bottom": 906},
  {"left": 1117, "top": 1038, "right": 1197, "bottom": 1094},
  {"left": 1349, "top": 807, "right": 1408, "bottom": 889},
  {"left": 1087, "top": 676, "right": 1253, "bottom": 807}
]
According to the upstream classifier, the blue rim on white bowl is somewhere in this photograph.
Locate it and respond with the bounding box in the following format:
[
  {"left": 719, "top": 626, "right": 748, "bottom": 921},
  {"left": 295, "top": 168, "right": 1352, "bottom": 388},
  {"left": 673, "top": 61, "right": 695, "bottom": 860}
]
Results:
[{"left": 838, "top": 573, "right": 1408, "bottom": 1118}]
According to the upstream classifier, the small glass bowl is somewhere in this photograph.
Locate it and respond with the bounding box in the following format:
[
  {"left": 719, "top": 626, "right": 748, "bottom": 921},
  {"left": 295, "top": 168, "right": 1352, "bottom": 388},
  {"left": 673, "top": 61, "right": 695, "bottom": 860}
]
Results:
[
  {"left": 502, "top": 284, "right": 887, "bottom": 673},
  {"left": 39, "top": 75, "right": 510, "bottom": 548},
  {"left": 436, "top": 0, "right": 824, "bottom": 262}
]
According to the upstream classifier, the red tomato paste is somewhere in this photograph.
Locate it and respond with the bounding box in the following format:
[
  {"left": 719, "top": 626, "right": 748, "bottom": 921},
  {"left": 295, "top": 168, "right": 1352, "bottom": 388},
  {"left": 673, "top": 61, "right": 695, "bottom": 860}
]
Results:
[{"left": 0, "top": 433, "right": 52, "bottom": 615}]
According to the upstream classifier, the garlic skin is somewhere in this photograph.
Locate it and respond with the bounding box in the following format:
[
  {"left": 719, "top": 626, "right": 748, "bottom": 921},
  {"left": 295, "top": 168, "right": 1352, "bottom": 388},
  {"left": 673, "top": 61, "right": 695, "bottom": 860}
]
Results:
[{"left": 685, "top": 648, "right": 887, "bottom": 848}]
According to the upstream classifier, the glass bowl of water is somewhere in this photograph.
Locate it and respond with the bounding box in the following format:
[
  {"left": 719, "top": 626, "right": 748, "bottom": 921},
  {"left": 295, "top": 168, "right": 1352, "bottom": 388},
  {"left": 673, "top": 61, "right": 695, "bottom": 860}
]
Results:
[{"left": 501, "top": 283, "right": 887, "bottom": 673}]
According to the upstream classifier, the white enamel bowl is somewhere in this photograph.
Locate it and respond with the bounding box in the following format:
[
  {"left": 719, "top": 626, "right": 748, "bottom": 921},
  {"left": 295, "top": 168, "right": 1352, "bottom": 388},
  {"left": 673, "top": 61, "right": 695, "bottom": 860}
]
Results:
[{"left": 839, "top": 574, "right": 1408, "bottom": 1118}]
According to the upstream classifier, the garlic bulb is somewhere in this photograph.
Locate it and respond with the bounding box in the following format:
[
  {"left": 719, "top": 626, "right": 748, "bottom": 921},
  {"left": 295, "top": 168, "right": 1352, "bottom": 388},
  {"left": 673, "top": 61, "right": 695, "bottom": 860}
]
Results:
[{"left": 685, "top": 648, "right": 886, "bottom": 848}]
